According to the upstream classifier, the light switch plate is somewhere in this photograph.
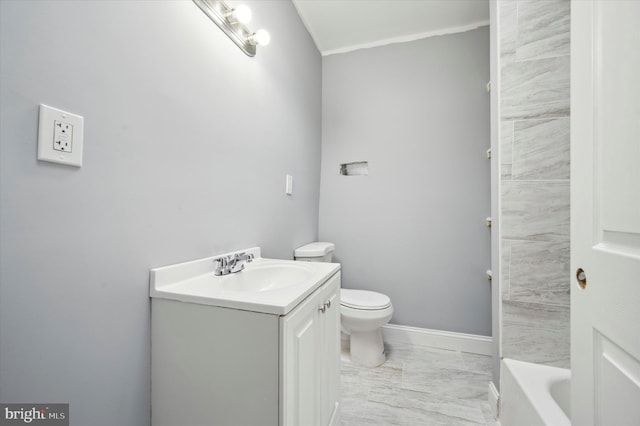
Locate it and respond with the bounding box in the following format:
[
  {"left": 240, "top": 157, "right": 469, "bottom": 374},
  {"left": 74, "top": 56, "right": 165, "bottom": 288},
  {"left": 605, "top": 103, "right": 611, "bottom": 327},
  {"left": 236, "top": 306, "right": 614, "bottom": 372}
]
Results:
[
  {"left": 285, "top": 174, "right": 293, "bottom": 195},
  {"left": 37, "top": 104, "right": 84, "bottom": 167}
]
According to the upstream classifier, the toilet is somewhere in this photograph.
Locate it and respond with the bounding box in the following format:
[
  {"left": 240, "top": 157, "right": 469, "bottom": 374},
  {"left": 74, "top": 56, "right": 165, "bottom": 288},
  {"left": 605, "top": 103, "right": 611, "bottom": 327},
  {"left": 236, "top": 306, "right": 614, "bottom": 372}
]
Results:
[{"left": 294, "top": 242, "right": 393, "bottom": 367}]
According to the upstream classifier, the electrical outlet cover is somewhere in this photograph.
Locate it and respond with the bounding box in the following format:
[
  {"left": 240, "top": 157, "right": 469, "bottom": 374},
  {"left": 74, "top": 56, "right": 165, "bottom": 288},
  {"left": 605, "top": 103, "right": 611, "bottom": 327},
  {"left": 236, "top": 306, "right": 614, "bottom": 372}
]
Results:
[{"left": 37, "top": 104, "right": 84, "bottom": 167}]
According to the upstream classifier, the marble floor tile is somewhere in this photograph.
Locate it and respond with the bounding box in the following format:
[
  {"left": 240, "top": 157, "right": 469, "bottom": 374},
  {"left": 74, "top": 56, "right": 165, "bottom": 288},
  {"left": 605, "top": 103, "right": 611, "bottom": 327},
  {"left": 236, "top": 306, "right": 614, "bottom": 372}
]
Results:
[
  {"left": 502, "top": 301, "right": 570, "bottom": 368},
  {"left": 516, "top": 0, "right": 570, "bottom": 61},
  {"left": 501, "top": 56, "right": 570, "bottom": 120},
  {"left": 409, "top": 345, "right": 467, "bottom": 371},
  {"left": 501, "top": 239, "right": 511, "bottom": 300},
  {"left": 512, "top": 117, "right": 570, "bottom": 180},
  {"left": 480, "top": 401, "right": 499, "bottom": 426},
  {"left": 341, "top": 342, "right": 496, "bottom": 425},
  {"left": 365, "top": 387, "right": 487, "bottom": 426},
  {"left": 402, "top": 363, "right": 490, "bottom": 401},
  {"left": 508, "top": 239, "right": 570, "bottom": 306},
  {"left": 500, "top": 121, "right": 514, "bottom": 180},
  {"left": 499, "top": 1, "right": 517, "bottom": 63},
  {"left": 502, "top": 299, "right": 569, "bottom": 329},
  {"left": 501, "top": 180, "right": 569, "bottom": 241},
  {"left": 461, "top": 352, "right": 493, "bottom": 374},
  {"left": 384, "top": 341, "right": 428, "bottom": 363},
  {"left": 342, "top": 359, "right": 403, "bottom": 390},
  {"left": 502, "top": 321, "right": 570, "bottom": 368}
]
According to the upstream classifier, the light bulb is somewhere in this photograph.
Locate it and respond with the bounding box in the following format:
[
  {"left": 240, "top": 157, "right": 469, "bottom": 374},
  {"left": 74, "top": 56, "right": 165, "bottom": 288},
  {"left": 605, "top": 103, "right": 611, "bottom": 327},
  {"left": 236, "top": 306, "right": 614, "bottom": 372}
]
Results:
[
  {"left": 233, "top": 4, "right": 252, "bottom": 24},
  {"left": 224, "top": 4, "right": 252, "bottom": 24},
  {"left": 249, "top": 29, "right": 270, "bottom": 46}
]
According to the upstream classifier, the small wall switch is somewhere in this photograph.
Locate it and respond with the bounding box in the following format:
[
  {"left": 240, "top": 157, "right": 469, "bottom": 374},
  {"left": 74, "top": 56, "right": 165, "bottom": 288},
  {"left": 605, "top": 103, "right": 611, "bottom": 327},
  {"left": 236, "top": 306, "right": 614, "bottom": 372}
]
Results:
[
  {"left": 38, "top": 104, "right": 84, "bottom": 167},
  {"left": 285, "top": 174, "right": 293, "bottom": 195}
]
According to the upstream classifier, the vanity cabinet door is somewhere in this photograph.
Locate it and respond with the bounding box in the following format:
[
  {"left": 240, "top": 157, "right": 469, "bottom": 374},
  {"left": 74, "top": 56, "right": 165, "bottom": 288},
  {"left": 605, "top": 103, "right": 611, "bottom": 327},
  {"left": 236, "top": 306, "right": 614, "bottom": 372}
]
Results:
[
  {"left": 280, "top": 271, "right": 341, "bottom": 426},
  {"left": 281, "top": 285, "right": 321, "bottom": 426},
  {"left": 319, "top": 274, "right": 340, "bottom": 426}
]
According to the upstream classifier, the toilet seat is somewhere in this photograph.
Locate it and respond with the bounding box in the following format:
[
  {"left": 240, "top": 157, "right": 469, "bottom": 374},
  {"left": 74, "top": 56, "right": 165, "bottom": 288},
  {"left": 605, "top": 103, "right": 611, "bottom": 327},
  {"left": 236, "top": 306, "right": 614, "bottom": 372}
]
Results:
[{"left": 341, "top": 289, "right": 391, "bottom": 310}]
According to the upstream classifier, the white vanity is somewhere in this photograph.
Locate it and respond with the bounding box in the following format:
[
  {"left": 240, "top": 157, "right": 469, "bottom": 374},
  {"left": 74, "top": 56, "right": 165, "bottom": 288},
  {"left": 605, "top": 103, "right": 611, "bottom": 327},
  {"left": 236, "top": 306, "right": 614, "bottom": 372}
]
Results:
[{"left": 150, "top": 247, "right": 341, "bottom": 426}]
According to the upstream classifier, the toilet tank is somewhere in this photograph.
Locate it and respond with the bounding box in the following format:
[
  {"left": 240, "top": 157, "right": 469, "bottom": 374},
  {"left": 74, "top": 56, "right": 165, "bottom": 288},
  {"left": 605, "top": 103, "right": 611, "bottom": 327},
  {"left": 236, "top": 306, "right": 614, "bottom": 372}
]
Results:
[{"left": 294, "top": 242, "right": 335, "bottom": 263}]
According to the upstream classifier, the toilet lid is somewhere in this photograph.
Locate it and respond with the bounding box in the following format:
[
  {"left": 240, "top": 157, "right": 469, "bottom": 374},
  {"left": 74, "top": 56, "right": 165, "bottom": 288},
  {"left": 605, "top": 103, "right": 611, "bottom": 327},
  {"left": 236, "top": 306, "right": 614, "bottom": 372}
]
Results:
[{"left": 341, "top": 289, "right": 391, "bottom": 310}]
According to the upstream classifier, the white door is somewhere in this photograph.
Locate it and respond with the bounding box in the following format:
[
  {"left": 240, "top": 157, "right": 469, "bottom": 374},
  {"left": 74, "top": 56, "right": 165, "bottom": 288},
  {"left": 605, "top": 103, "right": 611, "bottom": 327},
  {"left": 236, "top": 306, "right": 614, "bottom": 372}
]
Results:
[{"left": 571, "top": 1, "right": 640, "bottom": 425}]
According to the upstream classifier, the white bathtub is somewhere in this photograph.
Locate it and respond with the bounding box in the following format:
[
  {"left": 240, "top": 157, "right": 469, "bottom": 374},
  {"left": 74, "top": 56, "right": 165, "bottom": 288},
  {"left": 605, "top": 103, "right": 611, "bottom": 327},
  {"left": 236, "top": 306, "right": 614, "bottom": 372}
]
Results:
[{"left": 500, "top": 358, "right": 571, "bottom": 426}]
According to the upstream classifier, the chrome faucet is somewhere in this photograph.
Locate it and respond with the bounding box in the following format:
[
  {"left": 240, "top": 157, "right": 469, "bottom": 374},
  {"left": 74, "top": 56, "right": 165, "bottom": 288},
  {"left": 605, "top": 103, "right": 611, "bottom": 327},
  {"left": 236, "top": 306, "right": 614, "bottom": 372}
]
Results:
[{"left": 214, "top": 252, "right": 254, "bottom": 276}]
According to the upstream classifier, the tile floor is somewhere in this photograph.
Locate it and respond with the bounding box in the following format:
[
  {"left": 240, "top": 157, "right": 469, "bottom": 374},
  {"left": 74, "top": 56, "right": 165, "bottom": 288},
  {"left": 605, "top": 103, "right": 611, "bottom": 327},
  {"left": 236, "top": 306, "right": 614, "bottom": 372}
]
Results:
[{"left": 340, "top": 341, "right": 498, "bottom": 426}]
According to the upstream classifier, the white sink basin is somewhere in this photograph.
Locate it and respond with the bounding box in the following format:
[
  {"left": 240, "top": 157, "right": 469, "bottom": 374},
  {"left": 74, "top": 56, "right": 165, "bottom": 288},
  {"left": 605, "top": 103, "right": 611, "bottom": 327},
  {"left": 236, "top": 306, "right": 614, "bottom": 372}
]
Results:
[
  {"left": 150, "top": 247, "right": 341, "bottom": 315},
  {"left": 220, "top": 263, "right": 313, "bottom": 292}
]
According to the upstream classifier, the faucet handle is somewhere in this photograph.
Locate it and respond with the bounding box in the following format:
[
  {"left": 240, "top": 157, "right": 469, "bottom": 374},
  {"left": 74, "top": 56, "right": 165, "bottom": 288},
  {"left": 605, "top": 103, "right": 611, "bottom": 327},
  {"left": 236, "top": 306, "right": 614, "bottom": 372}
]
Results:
[
  {"left": 214, "top": 252, "right": 253, "bottom": 276},
  {"left": 236, "top": 252, "right": 254, "bottom": 262}
]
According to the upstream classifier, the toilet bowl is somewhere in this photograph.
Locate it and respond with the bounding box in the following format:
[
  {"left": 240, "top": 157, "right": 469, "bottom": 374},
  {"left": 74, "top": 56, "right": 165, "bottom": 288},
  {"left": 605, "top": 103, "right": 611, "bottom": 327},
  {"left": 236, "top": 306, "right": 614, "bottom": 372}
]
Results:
[
  {"left": 294, "top": 242, "right": 393, "bottom": 367},
  {"left": 340, "top": 289, "right": 393, "bottom": 367}
]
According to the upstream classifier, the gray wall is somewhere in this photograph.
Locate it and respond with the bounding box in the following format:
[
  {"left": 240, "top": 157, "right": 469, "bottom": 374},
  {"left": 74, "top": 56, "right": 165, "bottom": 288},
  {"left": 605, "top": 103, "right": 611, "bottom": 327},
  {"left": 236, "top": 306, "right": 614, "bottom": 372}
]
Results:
[
  {"left": 498, "top": 0, "right": 571, "bottom": 368},
  {"left": 0, "top": 1, "right": 320, "bottom": 425},
  {"left": 319, "top": 27, "right": 491, "bottom": 335}
]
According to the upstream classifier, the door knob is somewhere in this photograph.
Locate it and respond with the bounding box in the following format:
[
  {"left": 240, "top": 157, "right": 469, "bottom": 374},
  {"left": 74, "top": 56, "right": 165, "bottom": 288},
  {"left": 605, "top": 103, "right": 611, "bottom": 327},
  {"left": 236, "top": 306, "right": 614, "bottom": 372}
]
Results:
[{"left": 576, "top": 268, "right": 587, "bottom": 289}]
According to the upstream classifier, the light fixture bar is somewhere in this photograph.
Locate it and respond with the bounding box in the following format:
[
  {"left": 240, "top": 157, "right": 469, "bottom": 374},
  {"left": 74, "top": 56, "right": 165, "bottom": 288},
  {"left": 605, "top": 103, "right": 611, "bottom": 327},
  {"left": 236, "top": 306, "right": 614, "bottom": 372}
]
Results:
[{"left": 193, "top": 0, "right": 256, "bottom": 57}]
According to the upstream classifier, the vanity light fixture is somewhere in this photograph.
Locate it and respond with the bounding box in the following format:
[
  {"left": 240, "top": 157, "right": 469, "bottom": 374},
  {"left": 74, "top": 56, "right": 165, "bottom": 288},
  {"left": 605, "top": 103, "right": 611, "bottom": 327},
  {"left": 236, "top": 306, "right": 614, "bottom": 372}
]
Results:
[
  {"left": 224, "top": 3, "right": 251, "bottom": 24},
  {"left": 193, "top": 0, "right": 270, "bottom": 57},
  {"left": 248, "top": 29, "right": 270, "bottom": 46}
]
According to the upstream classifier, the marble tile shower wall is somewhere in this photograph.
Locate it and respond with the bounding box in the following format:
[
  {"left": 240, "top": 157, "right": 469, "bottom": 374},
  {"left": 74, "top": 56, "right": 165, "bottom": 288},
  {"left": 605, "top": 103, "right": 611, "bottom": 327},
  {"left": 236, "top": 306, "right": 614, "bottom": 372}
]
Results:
[{"left": 499, "top": 0, "right": 570, "bottom": 368}]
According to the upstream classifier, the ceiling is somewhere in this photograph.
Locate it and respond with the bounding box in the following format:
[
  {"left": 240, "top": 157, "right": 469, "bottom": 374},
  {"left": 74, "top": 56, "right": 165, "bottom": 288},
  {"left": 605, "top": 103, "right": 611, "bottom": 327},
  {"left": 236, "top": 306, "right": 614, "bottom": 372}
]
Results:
[{"left": 292, "top": 0, "right": 490, "bottom": 56}]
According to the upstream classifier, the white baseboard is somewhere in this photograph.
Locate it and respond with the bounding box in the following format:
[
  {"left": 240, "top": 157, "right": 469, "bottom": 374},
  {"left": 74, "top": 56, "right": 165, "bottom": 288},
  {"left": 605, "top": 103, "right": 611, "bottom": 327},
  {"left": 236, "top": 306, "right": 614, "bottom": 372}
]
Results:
[
  {"left": 381, "top": 324, "right": 492, "bottom": 355},
  {"left": 488, "top": 381, "right": 500, "bottom": 420}
]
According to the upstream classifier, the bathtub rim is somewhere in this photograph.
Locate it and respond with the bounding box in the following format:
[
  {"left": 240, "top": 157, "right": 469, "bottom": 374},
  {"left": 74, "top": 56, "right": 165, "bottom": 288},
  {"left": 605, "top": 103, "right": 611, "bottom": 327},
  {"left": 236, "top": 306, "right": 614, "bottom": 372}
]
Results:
[{"left": 500, "top": 358, "right": 571, "bottom": 426}]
